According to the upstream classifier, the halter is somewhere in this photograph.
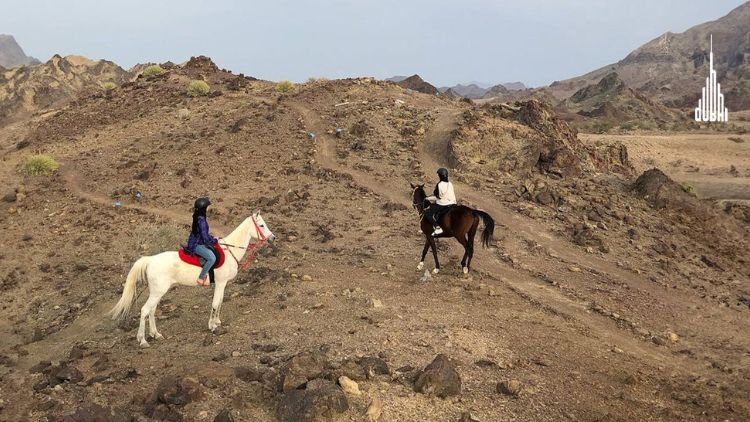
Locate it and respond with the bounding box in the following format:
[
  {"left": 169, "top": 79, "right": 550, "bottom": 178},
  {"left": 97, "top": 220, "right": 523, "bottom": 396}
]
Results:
[{"left": 222, "top": 215, "right": 268, "bottom": 270}]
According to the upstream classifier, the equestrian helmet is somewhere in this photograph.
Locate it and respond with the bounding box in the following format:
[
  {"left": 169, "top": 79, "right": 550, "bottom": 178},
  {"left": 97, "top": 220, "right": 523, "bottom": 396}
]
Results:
[{"left": 194, "top": 197, "right": 211, "bottom": 210}]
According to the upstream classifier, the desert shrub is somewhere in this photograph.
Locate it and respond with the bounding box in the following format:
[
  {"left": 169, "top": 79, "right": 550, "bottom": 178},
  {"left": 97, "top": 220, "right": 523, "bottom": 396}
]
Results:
[
  {"left": 306, "top": 77, "right": 328, "bottom": 83},
  {"left": 592, "top": 121, "right": 614, "bottom": 134},
  {"left": 187, "top": 80, "right": 210, "bottom": 97},
  {"left": 276, "top": 80, "right": 294, "bottom": 93},
  {"left": 142, "top": 65, "right": 165, "bottom": 78},
  {"left": 100, "top": 81, "right": 116, "bottom": 91},
  {"left": 25, "top": 155, "right": 59, "bottom": 176},
  {"left": 681, "top": 183, "right": 697, "bottom": 196}
]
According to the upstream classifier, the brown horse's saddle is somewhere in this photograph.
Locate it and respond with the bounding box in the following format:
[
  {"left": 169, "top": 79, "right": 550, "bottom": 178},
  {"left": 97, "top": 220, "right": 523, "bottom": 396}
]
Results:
[{"left": 428, "top": 204, "right": 456, "bottom": 224}]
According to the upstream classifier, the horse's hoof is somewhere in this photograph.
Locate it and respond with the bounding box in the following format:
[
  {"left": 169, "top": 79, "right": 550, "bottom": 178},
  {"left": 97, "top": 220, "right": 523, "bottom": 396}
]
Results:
[
  {"left": 417, "top": 262, "right": 424, "bottom": 271},
  {"left": 463, "top": 267, "right": 469, "bottom": 274},
  {"left": 140, "top": 341, "right": 150, "bottom": 348},
  {"left": 153, "top": 333, "right": 164, "bottom": 340},
  {"left": 432, "top": 268, "right": 440, "bottom": 274}
]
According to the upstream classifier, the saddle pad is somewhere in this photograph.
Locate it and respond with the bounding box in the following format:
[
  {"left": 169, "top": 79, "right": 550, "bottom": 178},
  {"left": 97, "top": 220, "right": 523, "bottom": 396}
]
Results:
[{"left": 178, "top": 242, "right": 226, "bottom": 269}]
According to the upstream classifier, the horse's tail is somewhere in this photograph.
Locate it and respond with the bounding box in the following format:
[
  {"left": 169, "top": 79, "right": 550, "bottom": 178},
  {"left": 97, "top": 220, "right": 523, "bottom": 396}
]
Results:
[
  {"left": 109, "top": 256, "right": 150, "bottom": 320},
  {"left": 474, "top": 210, "right": 495, "bottom": 247}
]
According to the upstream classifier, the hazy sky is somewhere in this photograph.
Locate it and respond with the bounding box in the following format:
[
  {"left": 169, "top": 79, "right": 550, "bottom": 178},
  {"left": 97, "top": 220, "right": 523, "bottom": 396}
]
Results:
[{"left": 3, "top": 0, "right": 747, "bottom": 87}]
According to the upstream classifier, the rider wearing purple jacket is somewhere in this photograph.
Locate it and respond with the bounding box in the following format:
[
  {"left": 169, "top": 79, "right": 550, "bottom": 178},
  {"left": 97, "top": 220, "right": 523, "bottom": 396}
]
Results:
[{"left": 187, "top": 197, "right": 217, "bottom": 286}]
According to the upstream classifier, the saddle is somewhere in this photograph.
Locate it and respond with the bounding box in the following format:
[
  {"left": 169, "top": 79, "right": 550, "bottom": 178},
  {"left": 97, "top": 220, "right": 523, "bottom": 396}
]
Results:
[
  {"left": 428, "top": 203, "right": 457, "bottom": 224},
  {"left": 436, "top": 204, "right": 456, "bottom": 219},
  {"left": 178, "top": 242, "right": 226, "bottom": 269}
]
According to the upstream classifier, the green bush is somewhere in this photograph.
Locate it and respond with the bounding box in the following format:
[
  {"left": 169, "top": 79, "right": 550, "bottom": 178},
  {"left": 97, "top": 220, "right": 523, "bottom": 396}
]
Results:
[
  {"left": 306, "top": 77, "right": 328, "bottom": 83},
  {"left": 142, "top": 65, "right": 165, "bottom": 78},
  {"left": 100, "top": 81, "right": 116, "bottom": 91},
  {"left": 276, "top": 80, "right": 294, "bottom": 93},
  {"left": 187, "top": 80, "right": 210, "bottom": 97},
  {"left": 681, "top": 183, "right": 696, "bottom": 196},
  {"left": 25, "top": 155, "right": 59, "bottom": 176}
]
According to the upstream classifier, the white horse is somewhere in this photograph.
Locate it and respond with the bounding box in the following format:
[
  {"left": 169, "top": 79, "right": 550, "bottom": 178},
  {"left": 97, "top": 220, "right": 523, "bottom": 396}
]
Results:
[{"left": 109, "top": 212, "right": 275, "bottom": 347}]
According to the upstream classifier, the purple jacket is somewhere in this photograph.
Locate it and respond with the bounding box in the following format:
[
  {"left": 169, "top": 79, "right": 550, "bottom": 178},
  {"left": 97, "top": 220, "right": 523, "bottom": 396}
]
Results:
[{"left": 186, "top": 216, "right": 217, "bottom": 254}]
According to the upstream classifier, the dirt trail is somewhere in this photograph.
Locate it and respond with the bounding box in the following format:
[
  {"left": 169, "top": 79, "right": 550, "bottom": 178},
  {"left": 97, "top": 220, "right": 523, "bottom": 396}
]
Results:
[
  {"left": 289, "top": 103, "right": 709, "bottom": 373},
  {"left": 288, "top": 102, "right": 409, "bottom": 205},
  {"left": 417, "top": 110, "right": 750, "bottom": 368},
  {"left": 59, "top": 162, "right": 229, "bottom": 233}
]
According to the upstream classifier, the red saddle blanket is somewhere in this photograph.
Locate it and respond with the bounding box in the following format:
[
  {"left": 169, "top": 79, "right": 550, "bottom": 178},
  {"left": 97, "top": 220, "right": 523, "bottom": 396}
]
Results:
[{"left": 178, "top": 243, "right": 226, "bottom": 269}]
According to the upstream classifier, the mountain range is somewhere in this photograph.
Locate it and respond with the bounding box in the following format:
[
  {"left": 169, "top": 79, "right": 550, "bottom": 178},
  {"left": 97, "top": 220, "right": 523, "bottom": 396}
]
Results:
[
  {"left": 545, "top": 1, "right": 750, "bottom": 110},
  {"left": 0, "top": 34, "right": 39, "bottom": 68}
]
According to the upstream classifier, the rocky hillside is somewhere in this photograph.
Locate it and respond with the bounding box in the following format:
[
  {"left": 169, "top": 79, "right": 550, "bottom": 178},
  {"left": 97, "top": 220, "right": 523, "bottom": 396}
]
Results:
[
  {"left": 560, "top": 72, "right": 686, "bottom": 131},
  {"left": 0, "top": 34, "right": 39, "bottom": 68},
  {"left": 0, "top": 56, "right": 749, "bottom": 421},
  {"left": 392, "top": 74, "right": 439, "bottom": 95},
  {"left": 449, "top": 100, "right": 589, "bottom": 177},
  {"left": 438, "top": 82, "right": 529, "bottom": 100},
  {"left": 0, "top": 54, "right": 128, "bottom": 125},
  {"left": 547, "top": 2, "right": 750, "bottom": 110}
]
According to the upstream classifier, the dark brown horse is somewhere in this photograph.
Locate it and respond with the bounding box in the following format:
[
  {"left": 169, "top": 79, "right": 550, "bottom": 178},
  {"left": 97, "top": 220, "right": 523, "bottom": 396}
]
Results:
[{"left": 410, "top": 183, "right": 495, "bottom": 274}]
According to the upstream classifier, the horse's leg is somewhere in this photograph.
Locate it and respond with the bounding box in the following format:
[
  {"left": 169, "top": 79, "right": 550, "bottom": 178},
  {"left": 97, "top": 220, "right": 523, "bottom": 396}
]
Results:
[
  {"left": 208, "top": 280, "right": 227, "bottom": 332},
  {"left": 456, "top": 232, "right": 469, "bottom": 274},
  {"left": 147, "top": 291, "right": 166, "bottom": 340},
  {"left": 429, "top": 236, "right": 440, "bottom": 274},
  {"left": 138, "top": 294, "right": 160, "bottom": 348},
  {"left": 466, "top": 220, "right": 479, "bottom": 273},
  {"left": 418, "top": 236, "right": 430, "bottom": 270}
]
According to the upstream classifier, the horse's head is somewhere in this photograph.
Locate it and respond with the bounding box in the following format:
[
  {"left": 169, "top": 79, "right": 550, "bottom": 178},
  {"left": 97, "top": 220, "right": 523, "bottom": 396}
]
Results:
[
  {"left": 252, "top": 211, "right": 276, "bottom": 242},
  {"left": 410, "top": 183, "right": 426, "bottom": 214}
]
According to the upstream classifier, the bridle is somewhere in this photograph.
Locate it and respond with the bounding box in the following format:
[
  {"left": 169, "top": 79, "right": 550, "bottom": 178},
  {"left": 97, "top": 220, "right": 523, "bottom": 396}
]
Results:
[{"left": 220, "top": 214, "right": 268, "bottom": 270}]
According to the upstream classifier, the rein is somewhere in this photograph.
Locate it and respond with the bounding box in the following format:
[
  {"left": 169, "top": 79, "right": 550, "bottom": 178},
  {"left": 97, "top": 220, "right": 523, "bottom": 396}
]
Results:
[
  {"left": 412, "top": 186, "right": 426, "bottom": 216},
  {"left": 221, "top": 215, "right": 268, "bottom": 270}
]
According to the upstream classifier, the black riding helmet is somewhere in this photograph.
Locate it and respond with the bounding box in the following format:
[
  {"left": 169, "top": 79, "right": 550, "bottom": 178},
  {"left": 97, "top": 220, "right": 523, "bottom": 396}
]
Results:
[
  {"left": 194, "top": 197, "right": 211, "bottom": 211},
  {"left": 437, "top": 168, "right": 449, "bottom": 182}
]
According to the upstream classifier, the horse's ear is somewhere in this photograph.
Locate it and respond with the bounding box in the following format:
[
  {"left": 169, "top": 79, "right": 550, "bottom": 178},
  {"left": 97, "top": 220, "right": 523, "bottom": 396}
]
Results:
[
  {"left": 419, "top": 183, "right": 425, "bottom": 188},
  {"left": 254, "top": 209, "right": 260, "bottom": 216},
  {"left": 410, "top": 182, "right": 416, "bottom": 189}
]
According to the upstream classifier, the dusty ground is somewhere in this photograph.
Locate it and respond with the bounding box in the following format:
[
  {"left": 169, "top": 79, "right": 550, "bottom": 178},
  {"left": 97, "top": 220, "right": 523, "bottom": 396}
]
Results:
[
  {"left": 581, "top": 132, "right": 750, "bottom": 202},
  {"left": 0, "top": 62, "right": 749, "bottom": 422}
]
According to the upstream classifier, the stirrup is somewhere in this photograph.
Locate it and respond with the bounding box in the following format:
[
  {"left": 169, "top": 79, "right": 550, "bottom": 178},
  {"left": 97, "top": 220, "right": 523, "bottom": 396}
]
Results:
[{"left": 432, "top": 227, "right": 443, "bottom": 236}]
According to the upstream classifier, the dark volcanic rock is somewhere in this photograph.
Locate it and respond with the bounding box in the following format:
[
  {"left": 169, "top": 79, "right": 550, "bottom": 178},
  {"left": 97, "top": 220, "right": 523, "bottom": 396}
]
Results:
[
  {"left": 394, "top": 74, "right": 439, "bottom": 95},
  {"left": 234, "top": 366, "right": 265, "bottom": 383},
  {"left": 276, "top": 379, "right": 348, "bottom": 422},
  {"left": 279, "top": 351, "right": 328, "bottom": 392},
  {"left": 213, "top": 408, "right": 235, "bottom": 422},
  {"left": 54, "top": 365, "right": 84, "bottom": 383},
  {"left": 152, "top": 376, "right": 202, "bottom": 406},
  {"left": 61, "top": 403, "right": 130, "bottom": 422},
  {"left": 357, "top": 356, "right": 390, "bottom": 377},
  {"left": 414, "top": 354, "right": 462, "bottom": 398}
]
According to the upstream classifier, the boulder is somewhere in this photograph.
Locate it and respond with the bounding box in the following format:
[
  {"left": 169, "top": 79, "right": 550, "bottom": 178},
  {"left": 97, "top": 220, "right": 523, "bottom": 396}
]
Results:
[
  {"left": 357, "top": 356, "right": 390, "bottom": 377},
  {"left": 496, "top": 379, "right": 522, "bottom": 397},
  {"left": 61, "top": 403, "right": 130, "bottom": 422},
  {"left": 152, "top": 376, "right": 202, "bottom": 406},
  {"left": 213, "top": 409, "right": 235, "bottom": 422},
  {"left": 276, "top": 379, "right": 348, "bottom": 422},
  {"left": 279, "top": 351, "right": 328, "bottom": 392},
  {"left": 414, "top": 354, "right": 462, "bottom": 398}
]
